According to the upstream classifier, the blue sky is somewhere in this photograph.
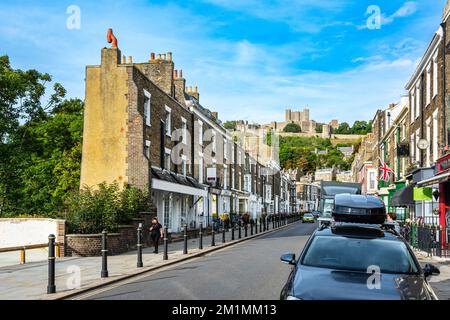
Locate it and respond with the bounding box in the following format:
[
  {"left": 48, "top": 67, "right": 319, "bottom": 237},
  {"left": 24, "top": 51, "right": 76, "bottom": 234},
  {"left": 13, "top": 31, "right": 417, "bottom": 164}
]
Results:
[{"left": 0, "top": 0, "right": 447, "bottom": 124}]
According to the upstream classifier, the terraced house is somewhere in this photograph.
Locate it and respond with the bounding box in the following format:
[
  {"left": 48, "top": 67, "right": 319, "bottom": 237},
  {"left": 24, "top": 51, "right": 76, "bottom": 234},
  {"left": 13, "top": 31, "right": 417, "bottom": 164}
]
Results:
[{"left": 80, "top": 32, "right": 296, "bottom": 234}]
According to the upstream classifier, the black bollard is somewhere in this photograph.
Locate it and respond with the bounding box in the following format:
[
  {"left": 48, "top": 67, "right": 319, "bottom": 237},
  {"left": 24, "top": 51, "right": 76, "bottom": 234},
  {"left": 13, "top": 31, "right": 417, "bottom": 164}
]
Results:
[
  {"left": 183, "top": 224, "right": 188, "bottom": 255},
  {"left": 222, "top": 225, "right": 226, "bottom": 243},
  {"left": 260, "top": 219, "right": 262, "bottom": 233},
  {"left": 231, "top": 223, "right": 235, "bottom": 240},
  {"left": 47, "top": 234, "right": 56, "bottom": 294},
  {"left": 211, "top": 225, "right": 216, "bottom": 246},
  {"left": 272, "top": 217, "right": 275, "bottom": 229},
  {"left": 199, "top": 223, "right": 203, "bottom": 250},
  {"left": 244, "top": 224, "right": 248, "bottom": 237},
  {"left": 238, "top": 222, "right": 242, "bottom": 239},
  {"left": 137, "top": 224, "right": 143, "bottom": 268},
  {"left": 255, "top": 218, "right": 258, "bottom": 235},
  {"left": 163, "top": 226, "right": 169, "bottom": 260},
  {"left": 101, "top": 230, "right": 109, "bottom": 278}
]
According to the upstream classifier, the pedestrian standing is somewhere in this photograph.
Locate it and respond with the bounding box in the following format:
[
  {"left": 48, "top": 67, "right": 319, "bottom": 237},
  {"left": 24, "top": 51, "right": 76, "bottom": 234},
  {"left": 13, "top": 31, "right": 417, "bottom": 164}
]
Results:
[{"left": 149, "top": 217, "right": 163, "bottom": 254}]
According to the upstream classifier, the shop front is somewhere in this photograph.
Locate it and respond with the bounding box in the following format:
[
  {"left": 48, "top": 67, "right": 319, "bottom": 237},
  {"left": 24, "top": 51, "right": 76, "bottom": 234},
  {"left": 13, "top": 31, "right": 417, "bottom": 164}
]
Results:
[{"left": 417, "top": 153, "right": 450, "bottom": 245}]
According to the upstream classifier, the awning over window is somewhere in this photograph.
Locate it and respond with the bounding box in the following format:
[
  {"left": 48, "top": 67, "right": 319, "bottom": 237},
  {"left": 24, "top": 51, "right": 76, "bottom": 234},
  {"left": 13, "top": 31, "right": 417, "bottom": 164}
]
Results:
[
  {"left": 151, "top": 167, "right": 207, "bottom": 197},
  {"left": 390, "top": 185, "right": 414, "bottom": 208},
  {"left": 417, "top": 171, "right": 450, "bottom": 187}
]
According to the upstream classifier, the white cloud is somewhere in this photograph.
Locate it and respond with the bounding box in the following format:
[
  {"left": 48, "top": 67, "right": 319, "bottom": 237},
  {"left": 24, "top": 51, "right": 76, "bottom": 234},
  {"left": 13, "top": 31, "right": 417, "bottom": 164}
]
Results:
[{"left": 357, "top": 1, "right": 418, "bottom": 29}]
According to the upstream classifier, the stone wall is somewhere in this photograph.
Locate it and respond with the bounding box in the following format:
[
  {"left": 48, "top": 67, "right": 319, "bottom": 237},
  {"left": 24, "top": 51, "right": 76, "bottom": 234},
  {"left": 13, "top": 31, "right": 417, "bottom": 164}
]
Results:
[{"left": 65, "top": 213, "right": 154, "bottom": 257}]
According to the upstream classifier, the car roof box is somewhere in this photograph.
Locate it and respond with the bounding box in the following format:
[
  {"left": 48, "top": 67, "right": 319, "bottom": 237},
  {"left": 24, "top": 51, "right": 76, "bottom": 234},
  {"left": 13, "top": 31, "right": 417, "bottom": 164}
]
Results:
[{"left": 332, "top": 194, "right": 386, "bottom": 224}]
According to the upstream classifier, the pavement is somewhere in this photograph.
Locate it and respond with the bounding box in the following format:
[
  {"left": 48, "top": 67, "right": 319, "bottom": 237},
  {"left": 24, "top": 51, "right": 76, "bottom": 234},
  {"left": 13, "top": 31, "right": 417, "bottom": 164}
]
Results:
[
  {"left": 0, "top": 220, "right": 297, "bottom": 300},
  {"left": 413, "top": 249, "right": 450, "bottom": 300}
]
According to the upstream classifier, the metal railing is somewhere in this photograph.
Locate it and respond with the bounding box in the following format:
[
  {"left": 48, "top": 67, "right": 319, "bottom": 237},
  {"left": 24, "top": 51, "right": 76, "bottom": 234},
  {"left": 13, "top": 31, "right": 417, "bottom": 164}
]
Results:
[
  {"left": 0, "top": 242, "right": 62, "bottom": 264},
  {"left": 402, "top": 223, "right": 450, "bottom": 258}
]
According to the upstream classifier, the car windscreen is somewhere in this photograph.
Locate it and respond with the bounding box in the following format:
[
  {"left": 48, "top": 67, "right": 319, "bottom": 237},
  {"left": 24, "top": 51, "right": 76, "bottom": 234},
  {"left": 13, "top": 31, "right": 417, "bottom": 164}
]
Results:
[
  {"left": 302, "top": 236, "right": 419, "bottom": 274},
  {"left": 304, "top": 214, "right": 313, "bottom": 218}
]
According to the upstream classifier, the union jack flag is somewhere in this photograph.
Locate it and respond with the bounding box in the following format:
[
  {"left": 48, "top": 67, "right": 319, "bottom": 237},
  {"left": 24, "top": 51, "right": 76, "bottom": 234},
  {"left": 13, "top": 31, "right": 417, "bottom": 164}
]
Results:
[{"left": 379, "top": 160, "right": 393, "bottom": 182}]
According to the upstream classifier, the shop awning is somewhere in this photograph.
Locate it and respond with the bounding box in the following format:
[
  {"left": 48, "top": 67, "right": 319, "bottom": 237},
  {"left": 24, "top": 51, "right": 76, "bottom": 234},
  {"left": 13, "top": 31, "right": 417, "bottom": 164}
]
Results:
[
  {"left": 417, "top": 171, "right": 450, "bottom": 187},
  {"left": 390, "top": 185, "right": 414, "bottom": 207}
]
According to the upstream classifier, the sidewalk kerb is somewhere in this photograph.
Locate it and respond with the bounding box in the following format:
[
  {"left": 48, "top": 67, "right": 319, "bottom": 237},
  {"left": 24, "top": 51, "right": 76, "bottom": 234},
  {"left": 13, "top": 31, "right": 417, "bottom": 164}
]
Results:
[{"left": 50, "top": 220, "right": 301, "bottom": 300}]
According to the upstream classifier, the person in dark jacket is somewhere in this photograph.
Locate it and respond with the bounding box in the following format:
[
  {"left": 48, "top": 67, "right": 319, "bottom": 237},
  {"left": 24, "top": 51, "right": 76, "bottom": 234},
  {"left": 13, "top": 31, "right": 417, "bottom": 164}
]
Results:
[{"left": 149, "top": 217, "right": 163, "bottom": 254}]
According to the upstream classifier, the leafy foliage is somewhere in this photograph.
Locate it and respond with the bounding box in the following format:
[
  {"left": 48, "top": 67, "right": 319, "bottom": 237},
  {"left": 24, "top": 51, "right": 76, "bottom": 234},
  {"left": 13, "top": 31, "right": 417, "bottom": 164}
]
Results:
[
  {"left": 283, "top": 123, "right": 301, "bottom": 133},
  {"left": 279, "top": 136, "right": 354, "bottom": 174},
  {"left": 333, "top": 120, "right": 372, "bottom": 135},
  {"left": 224, "top": 121, "right": 237, "bottom": 130},
  {"left": 65, "top": 182, "right": 149, "bottom": 234}
]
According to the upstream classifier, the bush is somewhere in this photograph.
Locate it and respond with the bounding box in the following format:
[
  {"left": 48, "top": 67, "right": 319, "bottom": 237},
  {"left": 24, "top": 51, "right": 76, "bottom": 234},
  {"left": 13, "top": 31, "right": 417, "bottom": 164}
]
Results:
[
  {"left": 283, "top": 123, "right": 301, "bottom": 133},
  {"left": 65, "top": 182, "right": 149, "bottom": 234}
]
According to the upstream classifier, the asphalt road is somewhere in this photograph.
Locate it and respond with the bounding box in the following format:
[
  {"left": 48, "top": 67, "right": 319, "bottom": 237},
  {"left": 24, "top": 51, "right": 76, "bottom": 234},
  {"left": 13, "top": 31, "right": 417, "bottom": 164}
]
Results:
[{"left": 81, "top": 220, "right": 318, "bottom": 300}]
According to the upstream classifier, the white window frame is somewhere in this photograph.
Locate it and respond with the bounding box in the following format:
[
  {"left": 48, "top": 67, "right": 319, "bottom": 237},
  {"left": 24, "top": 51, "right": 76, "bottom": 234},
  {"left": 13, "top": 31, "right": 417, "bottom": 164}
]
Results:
[
  {"left": 181, "top": 117, "right": 187, "bottom": 144},
  {"left": 433, "top": 52, "right": 438, "bottom": 98},
  {"left": 165, "top": 105, "right": 171, "bottom": 137},
  {"left": 231, "top": 167, "right": 235, "bottom": 189},
  {"left": 164, "top": 148, "right": 171, "bottom": 171},
  {"left": 415, "top": 82, "right": 420, "bottom": 120},
  {"left": 223, "top": 139, "right": 228, "bottom": 160},
  {"left": 198, "top": 154, "right": 204, "bottom": 183},
  {"left": 212, "top": 131, "right": 216, "bottom": 153},
  {"left": 181, "top": 155, "right": 187, "bottom": 176},
  {"left": 223, "top": 165, "right": 228, "bottom": 189},
  {"left": 144, "top": 89, "right": 151, "bottom": 127},
  {"left": 144, "top": 139, "right": 150, "bottom": 159}
]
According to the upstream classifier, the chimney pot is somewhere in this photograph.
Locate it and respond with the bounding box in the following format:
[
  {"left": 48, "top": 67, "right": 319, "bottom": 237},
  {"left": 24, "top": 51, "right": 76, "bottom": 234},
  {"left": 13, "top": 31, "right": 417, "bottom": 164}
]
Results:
[
  {"left": 194, "top": 85, "right": 198, "bottom": 93},
  {"left": 180, "top": 69, "right": 183, "bottom": 78},
  {"left": 150, "top": 52, "right": 155, "bottom": 60},
  {"left": 128, "top": 56, "right": 133, "bottom": 64},
  {"left": 167, "top": 52, "right": 172, "bottom": 61},
  {"left": 174, "top": 70, "right": 178, "bottom": 79},
  {"left": 157, "top": 54, "right": 161, "bottom": 59},
  {"left": 122, "top": 55, "right": 126, "bottom": 64},
  {"left": 162, "top": 53, "right": 166, "bottom": 60}
]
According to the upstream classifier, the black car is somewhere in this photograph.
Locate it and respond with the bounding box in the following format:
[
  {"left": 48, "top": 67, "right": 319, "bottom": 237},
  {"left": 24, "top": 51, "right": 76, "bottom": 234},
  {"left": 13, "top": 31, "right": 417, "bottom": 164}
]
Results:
[{"left": 279, "top": 194, "right": 440, "bottom": 300}]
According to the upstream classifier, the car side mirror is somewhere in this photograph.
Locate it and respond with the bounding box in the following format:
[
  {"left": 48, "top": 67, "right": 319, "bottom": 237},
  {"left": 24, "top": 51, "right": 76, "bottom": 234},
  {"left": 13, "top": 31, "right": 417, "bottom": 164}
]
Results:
[
  {"left": 423, "top": 263, "right": 440, "bottom": 277},
  {"left": 280, "top": 253, "right": 296, "bottom": 265}
]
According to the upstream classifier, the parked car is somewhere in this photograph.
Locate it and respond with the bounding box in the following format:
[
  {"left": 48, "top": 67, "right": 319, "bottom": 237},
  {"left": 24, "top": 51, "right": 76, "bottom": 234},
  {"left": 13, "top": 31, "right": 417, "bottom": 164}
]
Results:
[
  {"left": 302, "top": 213, "right": 315, "bottom": 223},
  {"left": 311, "top": 211, "right": 321, "bottom": 219},
  {"left": 279, "top": 195, "right": 440, "bottom": 300}
]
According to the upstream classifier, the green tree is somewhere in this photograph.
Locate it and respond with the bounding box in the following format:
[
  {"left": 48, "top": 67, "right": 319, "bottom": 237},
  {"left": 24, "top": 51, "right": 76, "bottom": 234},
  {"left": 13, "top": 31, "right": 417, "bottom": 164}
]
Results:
[
  {"left": 283, "top": 123, "right": 301, "bottom": 133},
  {"left": 224, "top": 121, "right": 237, "bottom": 130}
]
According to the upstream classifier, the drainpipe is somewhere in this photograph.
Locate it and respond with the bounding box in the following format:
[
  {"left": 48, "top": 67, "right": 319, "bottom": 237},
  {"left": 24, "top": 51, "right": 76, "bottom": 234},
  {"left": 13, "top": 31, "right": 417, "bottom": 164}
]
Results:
[{"left": 397, "top": 126, "right": 401, "bottom": 181}]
